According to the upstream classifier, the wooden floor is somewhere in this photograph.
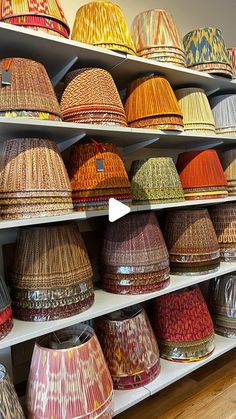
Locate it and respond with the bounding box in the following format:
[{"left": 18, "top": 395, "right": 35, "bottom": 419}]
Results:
[{"left": 116, "top": 348, "right": 236, "bottom": 419}]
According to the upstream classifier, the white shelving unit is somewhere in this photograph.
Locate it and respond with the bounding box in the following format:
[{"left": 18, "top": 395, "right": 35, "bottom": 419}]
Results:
[{"left": 0, "top": 23, "right": 236, "bottom": 417}]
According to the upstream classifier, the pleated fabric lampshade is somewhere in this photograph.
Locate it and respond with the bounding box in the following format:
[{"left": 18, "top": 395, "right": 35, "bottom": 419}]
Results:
[
  {"left": 130, "top": 157, "right": 184, "bottom": 204},
  {"left": 96, "top": 305, "right": 160, "bottom": 389},
  {"left": 0, "top": 58, "right": 62, "bottom": 120},
  {"left": 163, "top": 208, "right": 221, "bottom": 275},
  {"left": 0, "top": 0, "right": 70, "bottom": 38},
  {"left": 175, "top": 88, "right": 216, "bottom": 134},
  {"left": 0, "top": 364, "right": 25, "bottom": 418},
  {"left": 60, "top": 68, "right": 127, "bottom": 126},
  {"left": 67, "top": 140, "right": 131, "bottom": 211},
  {"left": 220, "top": 149, "right": 236, "bottom": 195},
  {"left": 26, "top": 324, "right": 113, "bottom": 419},
  {"left": 71, "top": 1, "right": 135, "bottom": 55},
  {"left": 0, "top": 277, "right": 13, "bottom": 340},
  {"left": 101, "top": 212, "right": 170, "bottom": 294},
  {"left": 209, "top": 204, "right": 236, "bottom": 261},
  {"left": 227, "top": 48, "right": 236, "bottom": 79},
  {"left": 209, "top": 274, "right": 236, "bottom": 338},
  {"left": 183, "top": 27, "right": 232, "bottom": 78},
  {"left": 10, "top": 223, "right": 94, "bottom": 321},
  {"left": 124, "top": 75, "right": 184, "bottom": 131},
  {"left": 152, "top": 287, "right": 215, "bottom": 362},
  {"left": 177, "top": 149, "right": 228, "bottom": 200},
  {"left": 209, "top": 93, "right": 236, "bottom": 136},
  {"left": 131, "top": 9, "right": 186, "bottom": 67},
  {"left": 0, "top": 138, "right": 73, "bottom": 220}
]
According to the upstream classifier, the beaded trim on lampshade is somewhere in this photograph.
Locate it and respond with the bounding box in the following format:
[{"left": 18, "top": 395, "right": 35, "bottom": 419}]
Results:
[
  {"left": 101, "top": 212, "right": 170, "bottom": 294},
  {"left": 163, "top": 208, "right": 221, "bottom": 275},
  {"left": 227, "top": 48, "right": 236, "bottom": 79},
  {"left": 152, "top": 287, "right": 215, "bottom": 362},
  {"left": 209, "top": 204, "right": 236, "bottom": 261},
  {"left": 71, "top": 1, "right": 135, "bottom": 55},
  {"left": 96, "top": 305, "right": 160, "bottom": 389},
  {"left": 209, "top": 93, "right": 236, "bottom": 136},
  {"left": 60, "top": 68, "right": 127, "bottom": 126},
  {"left": 130, "top": 157, "right": 184, "bottom": 204},
  {"left": 0, "top": 364, "right": 25, "bottom": 418},
  {"left": 209, "top": 274, "right": 236, "bottom": 338},
  {"left": 220, "top": 149, "right": 236, "bottom": 195}
]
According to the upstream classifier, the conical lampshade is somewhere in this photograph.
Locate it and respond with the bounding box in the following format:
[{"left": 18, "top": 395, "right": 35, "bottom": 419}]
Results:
[
  {"left": 220, "top": 149, "right": 236, "bottom": 195},
  {"left": 209, "top": 93, "right": 236, "bottom": 136},
  {"left": 0, "top": 58, "right": 62, "bottom": 120},
  {"left": 101, "top": 212, "right": 170, "bottom": 294},
  {"left": 163, "top": 208, "right": 221, "bottom": 275},
  {"left": 130, "top": 157, "right": 184, "bottom": 204},
  {"left": 152, "top": 287, "right": 215, "bottom": 362},
  {"left": 26, "top": 324, "right": 113, "bottom": 419},
  {"left": 209, "top": 204, "right": 236, "bottom": 261},
  {"left": 227, "top": 48, "right": 236, "bottom": 79},
  {"left": 71, "top": 1, "right": 135, "bottom": 55},
  {"left": 176, "top": 149, "right": 228, "bottom": 200},
  {"left": 0, "top": 364, "right": 25, "bottom": 418},
  {"left": 60, "top": 68, "right": 127, "bottom": 126},
  {"left": 183, "top": 27, "right": 232, "bottom": 78},
  {"left": 96, "top": 305, "right": 160, "bottom": 389},
  {"left": 124, "top": 75, "right": 183, "bottom": 131},
  {"left": 209, "top": 274, "right": 236, "bottom": 338},
  {"left": 10, "top": 223, "right": 94, "bottom": 321},
  {"left": 0, "top": 276, "right": 13, "bottom": 340},
  {"left": 175, "top": 88, "right": 215, "bottom": 134},
  {"left": 67, "top": 140, "right": 131, "bottom": 211}
]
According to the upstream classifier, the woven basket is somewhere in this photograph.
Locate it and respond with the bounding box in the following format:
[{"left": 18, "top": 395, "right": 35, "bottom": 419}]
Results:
[
  {"left": 177, "top": 149, "right": 228, "bottom": 200},
  {"left": 152, "top": 287, "right": 215, "bottom": 362},
  {"left": 209, "top": 204, "right": 236, "bottom": 261},
  {"left": 209, "top": 93, "right": 236, "bottom": 136},
  {"left": 163, "top": 208, "right": 221, "bottom": 275},
  {"left": 71, "top": 1, "right": 135, "bottom": 55},
  {"left": 183, "top": 27, "right": 232, "bottom": 78},
  {"left": 0, "top": 58, "right": 61, "bottom": 118},
  {"left": 60, "top": 68, "right": 127, "bottom": 126},
  {"left": 175, "top": 88, "right": 215, "bottom": 134},
  {"left": 227, "top": 48, "right": 236, "bottom": 79},
  {"left": 96, "top": 305, "right": 160, "bottom": 389},
  {"left": 0, "top": 364, "right": 25, "bottom": 418},
  {"left": 130, "top": 157, "right": 184, "bottom": 204},
  {"left": 124, "top": 75, "right": 183, "bottom": 130},
  {"left": 220, "top": 149, "right": 236, "bottom": 195}
]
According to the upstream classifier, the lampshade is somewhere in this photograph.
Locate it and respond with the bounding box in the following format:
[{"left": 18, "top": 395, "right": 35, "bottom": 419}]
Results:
[
  {"left": 101, "top": 212, "right": 170, "bottom": 294},
  {"left": 0, "top": 364, "right": 25, "bottom": 418},
  {"left": 209, "top": 274, "right": 236, "bottom": 338},
  {"left": 96, "top": 305, "right": 160, "bottom": 389},
  {"left": 209, "top": 204, "right": 236, "bottom": 261},
  {"left": 227, "top": 48, "right": 236, "bottom": 79},
  {"left": 152, "top": 287, "right": 215, "bottom": 362},
  {"left": 26, "top": 324, "right": 113, "bottom": 419},
  {"left": 10, "top": 223, "right": 94, "bottom": 321},
  {"left": 163, "top": 208, "right": 221, "bottom": 275},
  {"left": 124, "top": 75, "right": 184, "bottom": 131},
  {"left": 220, "top": 149, "right": 236, "bottom": 195},
  {"left": 71, "top": 1, "right": 135, "bottom": 55},
  {"left": 209, "top": 93, "right": 236, "bottom": 136},
  {"left": 0, "top": 138, "right": 73, "bottom": 219},
  {"left": 0, "top": 58, "right": 62, "bottom": 120},
  {"left": 176, "top": 149, "right": 228, "bottom": 200},
  {"left": 130, "top": 157, "right": 184, "bottom": 204},
  {"left": 183, "top": 27, "right": 232, "bottom": 78},
  {"left": 60, "top": 68, "right": 127, "bottom": 126},
  {"left": 131, "top": 9, "right": 186, "bottom": 66},
  {"left": 0, "top": 277, "right": 13, "bottom": 340},
  {"left": 67, "top": 140, "right": 131, "bottom": 211},
  {"left": 175, "top": 88, "right": 215, "bottom": 134},
  {"left": 0, "top": 0, "right": 70, "bottom": 38}
]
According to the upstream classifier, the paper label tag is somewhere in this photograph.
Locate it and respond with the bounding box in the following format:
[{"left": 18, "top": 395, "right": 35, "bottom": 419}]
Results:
[
  {"left": 1, "top": 69, "right": 11, "bottom": 86},
  {"left": 96, "top": 158, "right": 104, "bottom": 172}
]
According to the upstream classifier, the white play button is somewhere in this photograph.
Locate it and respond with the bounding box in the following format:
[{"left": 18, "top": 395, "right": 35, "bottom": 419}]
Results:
[{"left": 109, "top": 198, "right": 131, "bottom": 222}]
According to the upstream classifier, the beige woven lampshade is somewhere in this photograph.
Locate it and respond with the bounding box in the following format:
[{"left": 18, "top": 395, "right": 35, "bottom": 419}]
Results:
[
  {"left": 209, "top": 204, "right": 236, "bottom": 261},
  {"left": 0, "top": 364, "right": 25, "bottom": 418},
  {"left": 209, "top": 93, "right": 236, "bottom": 136},
  {"left": 220, "top": 149, "right": 236, "bottom": 195}
]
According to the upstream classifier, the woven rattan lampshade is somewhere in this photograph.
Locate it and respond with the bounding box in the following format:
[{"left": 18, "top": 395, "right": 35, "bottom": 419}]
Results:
[
  {"left": 183, "top": 27, "right": 232, "bottom": 78},
  {"left": 71, "top": 1, "right": 135, "bottom": 55},
  {"left": 96, "top": 305, "right": 160, "bottom": 389},
  {"left": 152, "top": 287, "right": 215, "bottom": 362},
  {"left": 209, "top": 204, "right": 236, "bottom": 261},
  {"left": 227, "top": 48, "right": 236, "bottom": 79},
  {"left": 209, "top": 93, "right": 236, "bottom": 136},
  {"left": 101, "top": 212, "right": 170, "bottom": 294},
  {"left": 175, "top": 88, "right": 215, "bottom": 134},
  {"left": 0, "top": 138, "right": 73, "bottom": 219},
  {"left": 60, "top": 68, "right": 127, "bottom": 126},
  {"left": 209, "top": 274, "right": 236, "bottom": 338},
  {"left": 163, "top": 208, "right": 221, "bottom": 275},
  {"left": 131, "top": 9, "right": 186, "bottom": 67},
  {"left": 10, "top": 223, "right": 94, "bottom": 321},
  {"left": 130, "top": 157, "right": 184, "bottom": 204},
  {"left": 27, "top": 324, "right": 113, "bottom": 419},
  {"left": 0, "top": 0, "right": 70, "bottom": 38},
  {"left": 67, "top": 140, "right": 131, "bottom": 211},
  {"left": 0, "top": 364, "right": 25, "bottom": 418},
  {"left": 0, "top": 277, "right": 13, "bottom": 340},
  {"left": 220, "top": 149, "right": 236, "bottom": 195},
  {"left": 177, "top": 149, "right": 228, "bottom": 200},
  {"left": 0, "top": 58, "right": 62, "bottom": 120}
]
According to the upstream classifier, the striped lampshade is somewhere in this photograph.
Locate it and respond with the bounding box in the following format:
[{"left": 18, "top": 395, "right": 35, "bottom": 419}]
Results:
[
  {"left": 220, "top": 149, "right": 236, "bottom": 195},
  {"left": 0, "top": 364, "right": 25, "bottom": 418},
  {"left": 209, "top": 204, "right": 236, "bottom": 261},
  {"left": 209, "top": 93, "right": 236, "bottom": 136}
]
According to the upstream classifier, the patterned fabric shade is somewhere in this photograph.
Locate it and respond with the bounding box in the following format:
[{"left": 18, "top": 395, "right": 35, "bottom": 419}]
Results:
[{"left": 0, "top": 364, "right": 25, "bottom": 418}]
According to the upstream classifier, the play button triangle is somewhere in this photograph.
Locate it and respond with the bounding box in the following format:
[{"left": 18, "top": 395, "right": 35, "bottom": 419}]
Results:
[{"left": 109, "top": 198, "right": 131, "bottom": 222}]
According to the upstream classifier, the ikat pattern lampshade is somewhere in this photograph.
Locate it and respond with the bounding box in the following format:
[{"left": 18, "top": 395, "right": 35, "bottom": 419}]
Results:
[
  {"left": 227, "top": 48, "right": 236, "bottom": 79},
  {"left": 0, "top": 364, "right": 25, "bottom": 419},
  {"left": 209, "top": 204, "right": 236, "bottom": 261},
  {"left": 210, "top": 93, "right": 236, "bottom": 136}
]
